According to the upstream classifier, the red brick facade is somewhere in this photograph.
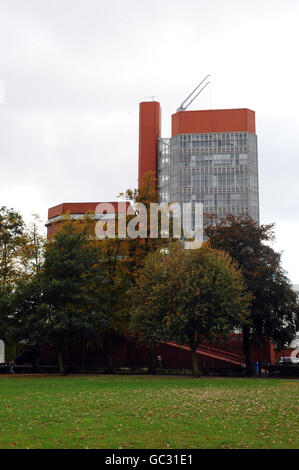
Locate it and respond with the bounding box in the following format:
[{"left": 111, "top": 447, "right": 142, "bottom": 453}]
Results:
[{"left": 47, "top": 201, "right": 130, "bottom": 238}]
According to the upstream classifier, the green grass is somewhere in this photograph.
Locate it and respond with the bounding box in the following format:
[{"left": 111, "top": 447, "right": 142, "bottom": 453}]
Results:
[{"left": 0, "top": 375, "right": 298, "bottom": 449}]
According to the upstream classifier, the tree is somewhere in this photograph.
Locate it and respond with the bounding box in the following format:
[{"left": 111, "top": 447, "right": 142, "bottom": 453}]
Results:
[
  {"left": 205, "top": 215, "right": 299, "bottom": 374},
  {"left": 73, "top": 212, "right": 132, "bottom": 372},
  {"left": 0, "top": 284, "right": 11, "bottom": 340},
  {"left": 121, "top": 171, "right": 181, "bottom": 371},
  {"left": 130, "top": 242, "right": 251, "bottom": 376},
  {"left": 42, "top": 221, "right": 105, "bottom": 374},
  {"left": 20, "top": 214, "right": 46, "bottom": 276},
  {"left": 0, "top": 268, "right": 55, "bottom": 371},
  {"left": 119, "top": 171, "right": 176, "bottom": 268},
  {"left": 0, "top": 206, "right": 26, "bottom": 289},
  {"left": 0, "top": 206, "right": 29, "bottom": 359},
  {"left": 3, "top": 274, "right": 50, "bottom": 344},
  {"left": 1, "top": 217, "right": 115, "bottom": 374},
  {"left": 91, "top": 234, "right": 131, "bottom": 372}
]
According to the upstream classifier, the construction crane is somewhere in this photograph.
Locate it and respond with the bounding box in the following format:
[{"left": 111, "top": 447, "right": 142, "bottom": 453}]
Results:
[{"left": 177, "top": 75, "right": 210, "bottom": 112}]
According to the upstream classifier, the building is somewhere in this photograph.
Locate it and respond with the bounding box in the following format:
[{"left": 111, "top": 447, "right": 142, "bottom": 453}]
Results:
[
  {"left": 48, "top": 101, "right": 260, "bottom": 237},
  {"left": 139, "top": 102, "right": 260, "bottom": 225},
  {"left": 40, "top": 99, "right": 297, "bottom": 371},
  {"left": 46, "top": 201, "right": 130, "bottom": 238}
]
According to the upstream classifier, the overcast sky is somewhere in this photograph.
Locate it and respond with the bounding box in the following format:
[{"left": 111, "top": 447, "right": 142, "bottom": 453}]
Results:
[{"left": 0, "top": 0, "right": 298, "bottom": 283}]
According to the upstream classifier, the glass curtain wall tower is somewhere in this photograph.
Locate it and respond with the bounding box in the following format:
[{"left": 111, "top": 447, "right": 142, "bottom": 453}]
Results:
[{"left": 139, "top": 103, "right": 259, "bottom": 225}]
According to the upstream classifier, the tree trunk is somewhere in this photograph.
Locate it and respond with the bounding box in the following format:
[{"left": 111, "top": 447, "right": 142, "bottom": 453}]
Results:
[
  {"left": 31, "top": 345, "right": 39, "bottom": 373},
  {"left": 243, "top": 326, "right": 252, "bottom": 377},
  {"left": 258, "top": 359, "right": 262, "bottom": 378},
  {"left": 190, "top": 345, "right": 200, "bottom": 377},
  {"left": 81, "top": 337, "right": 86, "bottom": 372},
  {"left": 147, "top": 344, "right": 156, "bottom": 375},
  {"left": 105, "top": 335, "right": 114, "bottom": 373},
  {"left": 57, "top": 349, "right": 66, "bottom": 375},
  {"left": 68, "top": 341, "right": 77, "bottom": 373}
]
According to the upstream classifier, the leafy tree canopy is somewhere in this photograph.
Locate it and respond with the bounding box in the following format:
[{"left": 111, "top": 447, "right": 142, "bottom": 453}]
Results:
[
  {"left": 205, "top": 215, "right": 299, "bottom": 354},
  {"left": 130, "top": 242, "right": 251, "bottom": 376}
]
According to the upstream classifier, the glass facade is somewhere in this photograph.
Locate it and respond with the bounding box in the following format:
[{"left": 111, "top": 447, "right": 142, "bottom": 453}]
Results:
[{"left": 158, "top": 131, "right": 259, "bottom": 225}]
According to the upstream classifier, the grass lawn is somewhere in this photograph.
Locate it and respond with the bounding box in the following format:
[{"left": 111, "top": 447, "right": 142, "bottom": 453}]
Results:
[{"left": 0, "top": 375, "right": 298, "bottom": 449}]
